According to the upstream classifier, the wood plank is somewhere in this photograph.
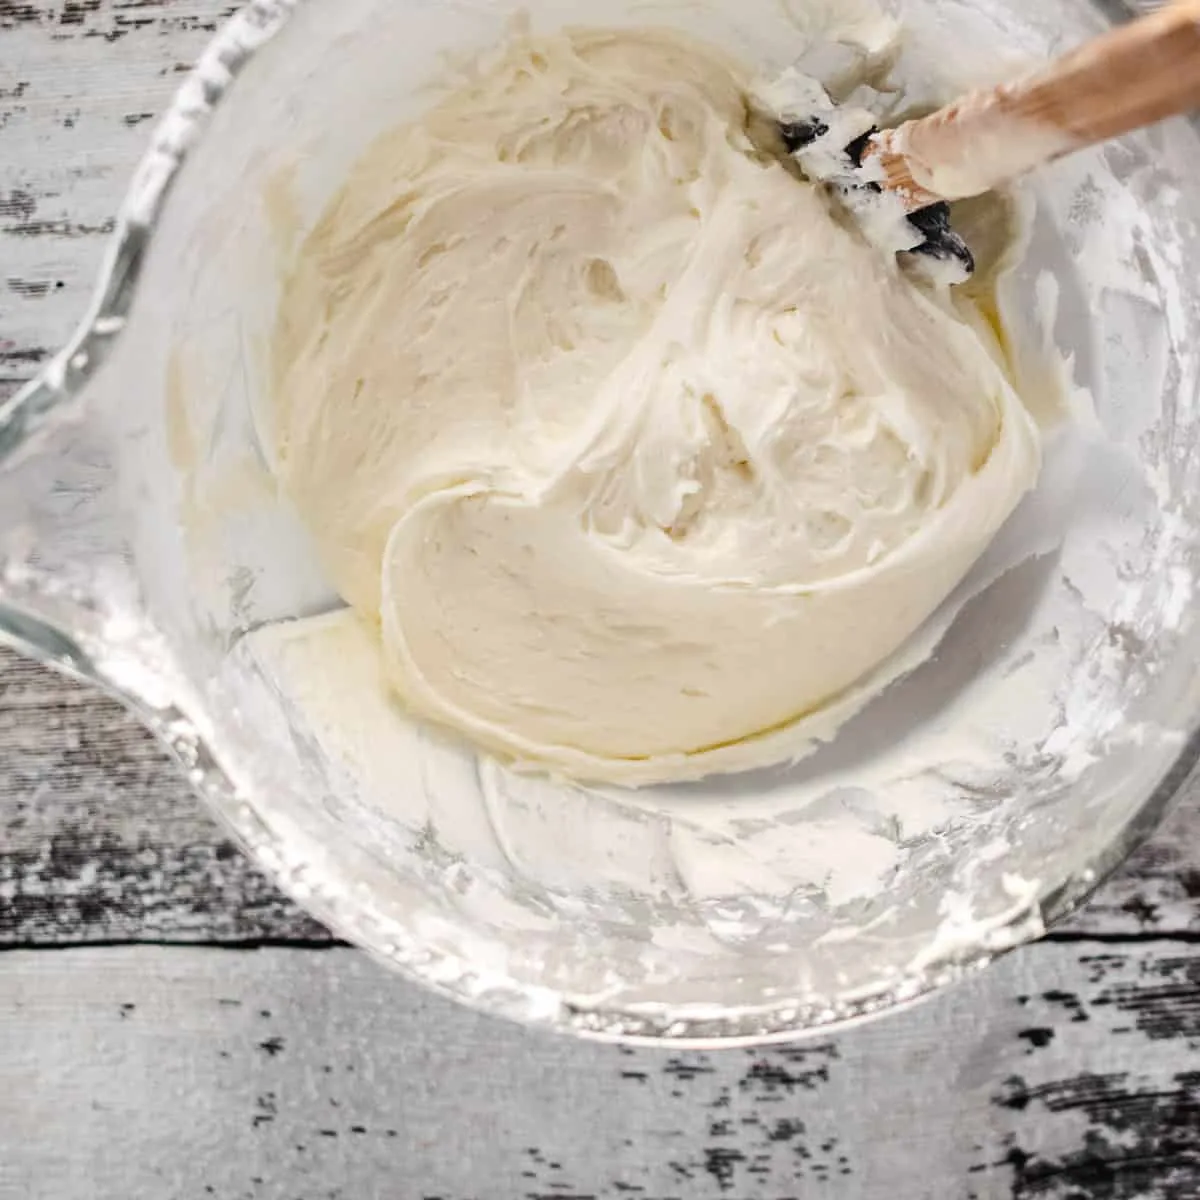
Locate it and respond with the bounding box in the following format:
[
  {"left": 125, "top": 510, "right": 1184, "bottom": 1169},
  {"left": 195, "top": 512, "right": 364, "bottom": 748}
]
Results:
[
  {"left": 1, "top": 0, "right": 234, "bottom": 396},
  {"left": 3, "top": 645, "right": 1200, "bottom": 945},
  {"left": 3, "top": 0, "right": 1199, "bottom": 946},
  {"left": 0, "top": 648, "right": 331, "bottom": 942},
  {"left": 0, "top": 941, "right": 1197, "bottom": 1199}
]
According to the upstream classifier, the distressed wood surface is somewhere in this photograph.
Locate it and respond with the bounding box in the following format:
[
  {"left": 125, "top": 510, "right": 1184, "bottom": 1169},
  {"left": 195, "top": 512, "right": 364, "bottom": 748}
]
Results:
[
  {"left": 3, "top": 0, "right": 1199, "bottom": 945},
  {"left": 3, "top": 5, "right": 1200, "bottom": 1199},
  {"left": 1, "top": 943, "right": 1199, "bottom": 1200},
  {"left": 1, "top": 0, "right": 239, "bottom": 396},
  {"left": 0, "top": 648, "right": 332, "bottom": 943},
  {"left": 4, "top": 0, "right": 1200, "bottom": 946}
]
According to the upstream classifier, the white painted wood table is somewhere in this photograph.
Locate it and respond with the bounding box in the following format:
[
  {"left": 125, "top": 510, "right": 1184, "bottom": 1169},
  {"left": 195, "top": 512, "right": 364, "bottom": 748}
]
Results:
[{"left": 2, "top": 4, "right": 1200, "bottom": 1198}]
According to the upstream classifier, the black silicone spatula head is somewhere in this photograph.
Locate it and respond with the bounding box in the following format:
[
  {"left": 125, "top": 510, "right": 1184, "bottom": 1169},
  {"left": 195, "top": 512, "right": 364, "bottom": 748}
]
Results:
[{"left": 777, "top": 109, "right": 975, "bottom": 281}]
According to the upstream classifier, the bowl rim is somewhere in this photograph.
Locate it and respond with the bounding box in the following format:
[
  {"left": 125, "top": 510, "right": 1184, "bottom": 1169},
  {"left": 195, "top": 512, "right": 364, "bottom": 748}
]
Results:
[{"left": 6, "top": 0, "right": 1196, "bottom": 1046}]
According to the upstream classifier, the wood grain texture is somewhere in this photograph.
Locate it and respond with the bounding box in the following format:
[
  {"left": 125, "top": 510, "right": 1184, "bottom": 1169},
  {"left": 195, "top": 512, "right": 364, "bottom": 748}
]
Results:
[
  {"left": 0, "top": 648, "right": 331, "bottom": 943},
  {"left": 2, "top": 0, "right": 1200, "bottom": 948},
  {"left": 0, "top": 0, "right": 235, "bottom": 398},
  {"left": 1, "top": 943, "right": 1198, "bottom": 1200},
  {"left": 0, "top": 1, "right": 330, "bottom": 941}
]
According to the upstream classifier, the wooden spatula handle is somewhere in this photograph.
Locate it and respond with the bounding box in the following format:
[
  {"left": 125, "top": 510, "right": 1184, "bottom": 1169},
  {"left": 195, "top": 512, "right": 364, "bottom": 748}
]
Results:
[{"left": 868, "top": 0, "right": 1200, "bottom": 210}]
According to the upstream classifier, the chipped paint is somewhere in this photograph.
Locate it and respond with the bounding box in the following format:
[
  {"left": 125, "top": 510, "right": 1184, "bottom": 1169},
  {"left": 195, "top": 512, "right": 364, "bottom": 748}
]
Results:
[
  {"left": 0, "top": 648, "right": 331, "bottom": 943},
  {"left": 0, "top": 946, "right": 1198, "bottom": 1197}
]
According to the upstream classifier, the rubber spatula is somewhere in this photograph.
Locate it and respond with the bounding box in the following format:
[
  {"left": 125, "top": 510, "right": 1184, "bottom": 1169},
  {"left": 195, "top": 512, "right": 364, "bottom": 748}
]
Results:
[{"left": 782, "top": 0, "right": 1200, "bottom": 277}]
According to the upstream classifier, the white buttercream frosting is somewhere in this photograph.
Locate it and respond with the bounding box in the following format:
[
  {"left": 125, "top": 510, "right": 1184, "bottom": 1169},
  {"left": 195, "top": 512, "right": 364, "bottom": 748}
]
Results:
[{"left": 270, "top": 25, "right": 1042, "bottom": 784}]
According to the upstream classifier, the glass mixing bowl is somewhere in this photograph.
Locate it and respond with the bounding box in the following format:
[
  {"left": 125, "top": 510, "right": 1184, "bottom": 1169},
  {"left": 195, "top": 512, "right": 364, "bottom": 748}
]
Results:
[{"left": 2, "top": 0, "right": 1199, "bottom": 1044}]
